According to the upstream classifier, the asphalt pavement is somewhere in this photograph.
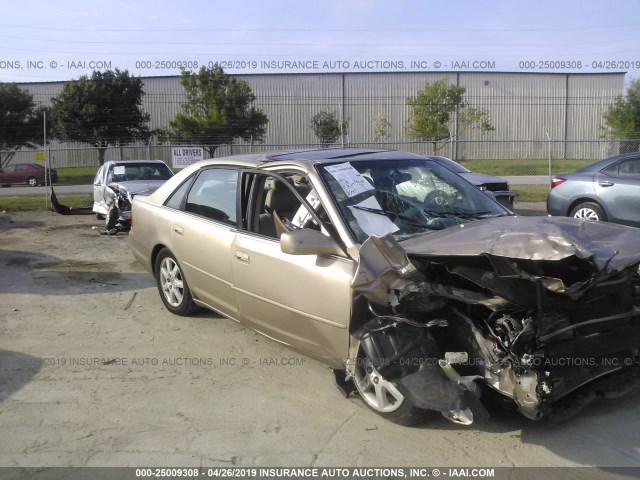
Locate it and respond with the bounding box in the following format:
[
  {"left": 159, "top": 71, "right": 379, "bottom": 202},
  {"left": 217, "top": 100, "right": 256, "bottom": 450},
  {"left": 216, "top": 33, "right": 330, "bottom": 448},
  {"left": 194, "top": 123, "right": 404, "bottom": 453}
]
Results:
[
  {"left": 0, "top": 184, "right": 93, "bottom": 197},
  {"left": 504, "top": 175, "right": 550, "bottom": 185}
]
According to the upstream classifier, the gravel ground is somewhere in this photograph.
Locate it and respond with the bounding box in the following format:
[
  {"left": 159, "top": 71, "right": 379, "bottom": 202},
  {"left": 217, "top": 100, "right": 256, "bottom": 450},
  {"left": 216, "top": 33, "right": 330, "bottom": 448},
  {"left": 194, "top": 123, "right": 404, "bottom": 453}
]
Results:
[{"left": 0, "top": 211, "right": 639, "bottom": 470}]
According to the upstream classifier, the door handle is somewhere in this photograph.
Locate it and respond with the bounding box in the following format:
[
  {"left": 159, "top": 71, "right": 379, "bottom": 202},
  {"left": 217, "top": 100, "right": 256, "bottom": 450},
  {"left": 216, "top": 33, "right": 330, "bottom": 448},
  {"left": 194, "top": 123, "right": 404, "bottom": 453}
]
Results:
[
  {"left": 173, "top": 225, "right": 184, "bottom": 235},
  {"left": 234, "top": 251, "right": 250, "bottom": 263},
  {"left": 598, "top": 181, "right": 614, "bottom": 187}
]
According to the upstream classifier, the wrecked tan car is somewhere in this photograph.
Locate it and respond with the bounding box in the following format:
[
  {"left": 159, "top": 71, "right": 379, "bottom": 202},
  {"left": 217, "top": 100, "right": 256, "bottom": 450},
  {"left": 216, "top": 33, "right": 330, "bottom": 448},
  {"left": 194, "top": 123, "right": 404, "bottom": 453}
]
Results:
[{"left": 130, "top": 149, "right": 640, "bottom": 426}]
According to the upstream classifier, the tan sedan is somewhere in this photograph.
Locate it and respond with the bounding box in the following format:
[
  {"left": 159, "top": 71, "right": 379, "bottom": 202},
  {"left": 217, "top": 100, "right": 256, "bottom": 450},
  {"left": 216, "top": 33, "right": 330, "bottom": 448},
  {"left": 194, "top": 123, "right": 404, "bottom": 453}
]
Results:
[{"left": 131, "top": 149, "right": 640, "bottom": 426}]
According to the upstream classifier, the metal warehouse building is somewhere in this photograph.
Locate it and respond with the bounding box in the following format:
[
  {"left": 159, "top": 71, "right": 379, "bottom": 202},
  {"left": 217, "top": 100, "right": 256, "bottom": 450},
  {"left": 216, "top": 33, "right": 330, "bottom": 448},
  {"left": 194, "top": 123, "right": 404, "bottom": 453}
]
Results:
[{"left": 16, "top": 71, "right": 625, "bottom": 167}]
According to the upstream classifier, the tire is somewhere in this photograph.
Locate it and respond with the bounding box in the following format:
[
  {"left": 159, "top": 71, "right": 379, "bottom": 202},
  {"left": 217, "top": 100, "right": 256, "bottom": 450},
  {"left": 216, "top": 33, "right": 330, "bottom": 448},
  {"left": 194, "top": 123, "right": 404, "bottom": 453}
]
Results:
[
  {"left": 154, "top": 248, "right": 198, "bottom": 316},
  {"left": 570, "top": 202, "right": 606, "bottom": 222},
  {"left": 27, "top": 177, "right": 38, "bottom": 187},
  {"left": 352, "top": 349, "right": 427, "bottom": 426}
]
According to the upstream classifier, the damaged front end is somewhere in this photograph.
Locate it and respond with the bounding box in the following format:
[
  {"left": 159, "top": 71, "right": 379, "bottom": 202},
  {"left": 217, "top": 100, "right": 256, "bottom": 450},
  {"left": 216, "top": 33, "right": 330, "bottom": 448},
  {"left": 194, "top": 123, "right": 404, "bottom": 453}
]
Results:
[
  {"left": 346, "top": 217, "right": 640, "bottom": 424},
  {"left": 102, "top": 184, "right": 133, "bottom": 235},
  {"left": 50, "top": 184, "right": 132, "bottom": 235}
]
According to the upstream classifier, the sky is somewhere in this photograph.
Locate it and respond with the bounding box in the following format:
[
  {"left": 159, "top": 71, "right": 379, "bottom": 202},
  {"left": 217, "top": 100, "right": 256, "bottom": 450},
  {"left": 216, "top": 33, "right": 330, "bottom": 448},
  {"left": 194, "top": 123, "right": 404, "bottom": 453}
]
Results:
[{"left": 2, "top": 0, "right": 640, "bottom": 83}]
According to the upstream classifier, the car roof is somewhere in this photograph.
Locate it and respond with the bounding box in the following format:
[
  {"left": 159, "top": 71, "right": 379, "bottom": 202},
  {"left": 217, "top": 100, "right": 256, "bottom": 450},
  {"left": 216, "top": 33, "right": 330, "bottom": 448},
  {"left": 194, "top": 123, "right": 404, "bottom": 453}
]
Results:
[
  {"left": 105, "top": 159, "right": 169, "bottom": 165},
  {"left": 577, "top": 152, "right": 640, "bottom": 172},
  {"left": 192, "top": 148, "right": 430, "bottom": 170}
]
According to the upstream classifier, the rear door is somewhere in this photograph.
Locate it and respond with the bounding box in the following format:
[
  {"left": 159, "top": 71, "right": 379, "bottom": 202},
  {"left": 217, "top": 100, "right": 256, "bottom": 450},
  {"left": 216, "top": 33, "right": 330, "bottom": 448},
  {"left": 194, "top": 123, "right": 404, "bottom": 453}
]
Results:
[
  {"left": 167, "top": 166, "right": 240, "bottom": 319},
  {"left": 16, "top": 164, "right": 31, "bottom": 184},
  {"left": 596, "top": 156, "right": 640, "bottom": 226},
  {"left": 231, "top": 170, "right": 354, "bottom": 362}
]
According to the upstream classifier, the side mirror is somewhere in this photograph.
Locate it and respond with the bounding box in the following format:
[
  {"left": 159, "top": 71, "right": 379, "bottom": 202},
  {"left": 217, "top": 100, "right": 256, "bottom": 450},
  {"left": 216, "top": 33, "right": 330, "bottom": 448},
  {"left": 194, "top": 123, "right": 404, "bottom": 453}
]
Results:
[{"left": 280, "top": 229, "right": 344, "bottom": 256}]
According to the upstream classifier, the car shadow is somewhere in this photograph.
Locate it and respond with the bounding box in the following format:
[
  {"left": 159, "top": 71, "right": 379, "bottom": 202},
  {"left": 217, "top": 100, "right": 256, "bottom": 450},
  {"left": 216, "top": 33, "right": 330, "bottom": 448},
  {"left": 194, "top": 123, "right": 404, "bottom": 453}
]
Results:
[
  {"left": 0, "top": 249, "right": 155, "bottom": 295},
  {"left": 411, "top": 387, "right": 640, "bottom": 470},
  {"left": 0, "top": 349, "right": 43, "bottom": 403}
]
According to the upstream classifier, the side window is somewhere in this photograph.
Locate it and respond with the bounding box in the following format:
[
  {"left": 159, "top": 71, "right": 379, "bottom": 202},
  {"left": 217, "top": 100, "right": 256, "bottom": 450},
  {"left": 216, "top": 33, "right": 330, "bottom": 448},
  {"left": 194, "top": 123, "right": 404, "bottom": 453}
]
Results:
[
  {"left": 164, "top": 176, "right": 194, "bottom": 210},
  {"left": 601, "top": 162, "right": 618, "bottom": 177},
  {"left": 249, "top": 172, "right": 331, "bottom": 240},
  {"left": 618, "top": 159, "right": 640, "bottom": 178},
  {"left": 185, "top": 168, "right": 238, "bottom": 225}
]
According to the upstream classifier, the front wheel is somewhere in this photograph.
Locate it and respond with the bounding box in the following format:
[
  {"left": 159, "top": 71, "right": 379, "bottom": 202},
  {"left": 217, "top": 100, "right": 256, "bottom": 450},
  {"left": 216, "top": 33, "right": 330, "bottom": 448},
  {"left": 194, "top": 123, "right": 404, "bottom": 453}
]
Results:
[
  {"left": 154, "top": 248, "right": 199, "bottom": 316},
  {"left": 570, "top": 202, "right": 606, "bottom": 222},
  {"left": 27, "top": 177, "right": 38, "bottom": 187},
  {"left": 353, "top": 351, "right": 426, "bottom": 426}
]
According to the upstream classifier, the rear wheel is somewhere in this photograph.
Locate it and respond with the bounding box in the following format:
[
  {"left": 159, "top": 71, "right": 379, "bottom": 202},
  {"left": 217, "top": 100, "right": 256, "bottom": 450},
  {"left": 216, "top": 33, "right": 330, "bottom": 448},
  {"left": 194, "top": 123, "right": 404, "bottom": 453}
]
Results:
[
  {"left": 154, "top": 248, "right": 198, "bottom": 316},
  {"left": 570, "top": 202, "right": 606, "bottom": 222},
  {"left": 27, "top": 176, "right": 38, "bottom": 187},
  {"left": 353, "top": 350, "right": 426, "bottom": 426}
]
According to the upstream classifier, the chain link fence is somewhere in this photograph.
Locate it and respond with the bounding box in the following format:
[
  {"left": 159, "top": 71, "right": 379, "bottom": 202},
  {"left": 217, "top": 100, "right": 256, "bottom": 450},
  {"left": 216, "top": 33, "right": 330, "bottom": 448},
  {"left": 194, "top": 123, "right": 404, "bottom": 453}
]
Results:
[{"left": 2, "top": 138, "right": 637, "bottom": 177}]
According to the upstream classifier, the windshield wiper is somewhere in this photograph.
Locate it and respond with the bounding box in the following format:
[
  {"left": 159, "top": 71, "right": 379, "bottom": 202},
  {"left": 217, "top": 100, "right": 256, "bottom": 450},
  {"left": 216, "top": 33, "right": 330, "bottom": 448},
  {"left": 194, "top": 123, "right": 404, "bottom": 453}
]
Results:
[
  {"left": 442, "top": 210, "right": 511, "bottom": 219},
  {"left": 421, "top": 207, "right": 448, "bottom": 218},
  {"left": 352, "top": 205, "right": 444, "bottom": 230}
]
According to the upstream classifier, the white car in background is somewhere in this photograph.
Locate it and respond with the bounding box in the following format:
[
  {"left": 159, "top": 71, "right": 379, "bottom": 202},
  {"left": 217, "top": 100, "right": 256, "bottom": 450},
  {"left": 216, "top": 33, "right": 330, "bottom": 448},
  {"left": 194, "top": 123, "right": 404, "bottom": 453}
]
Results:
[{"left": 92, "top": 160, "right": 174, "bottom": 220}]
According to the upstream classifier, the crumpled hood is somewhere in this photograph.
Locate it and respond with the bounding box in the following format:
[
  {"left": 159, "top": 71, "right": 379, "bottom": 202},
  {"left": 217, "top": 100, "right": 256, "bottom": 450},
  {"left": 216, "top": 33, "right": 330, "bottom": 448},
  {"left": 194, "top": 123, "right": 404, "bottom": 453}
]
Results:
[{"left": 401, "top": 215, "right": 640, "bottom": 273}]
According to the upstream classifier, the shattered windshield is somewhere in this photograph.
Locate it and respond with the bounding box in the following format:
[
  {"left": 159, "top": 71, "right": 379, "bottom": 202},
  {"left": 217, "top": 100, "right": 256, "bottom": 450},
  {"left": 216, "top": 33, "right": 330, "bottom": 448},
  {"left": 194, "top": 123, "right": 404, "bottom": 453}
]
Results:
[{"left": 317, "top": 158, "right": 510, "bottom": 243}]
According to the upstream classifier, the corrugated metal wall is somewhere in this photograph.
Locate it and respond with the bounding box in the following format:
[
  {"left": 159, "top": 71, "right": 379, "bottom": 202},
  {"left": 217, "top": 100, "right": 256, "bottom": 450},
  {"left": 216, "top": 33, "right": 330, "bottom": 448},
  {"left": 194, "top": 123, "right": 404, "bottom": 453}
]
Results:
[
  {"left": 11, "top": 71, "right": 624, "bottom": 167},
  {"left": 235, "top": 73, "right": 345, "bottom": 145}
]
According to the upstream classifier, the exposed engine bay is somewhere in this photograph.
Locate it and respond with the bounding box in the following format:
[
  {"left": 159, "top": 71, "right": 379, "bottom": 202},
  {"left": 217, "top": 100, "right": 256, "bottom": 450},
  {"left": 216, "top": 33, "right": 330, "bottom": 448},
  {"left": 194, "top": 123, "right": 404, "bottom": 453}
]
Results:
[{"left": 346, "top": 216, "right": 640, "bottom": 424}]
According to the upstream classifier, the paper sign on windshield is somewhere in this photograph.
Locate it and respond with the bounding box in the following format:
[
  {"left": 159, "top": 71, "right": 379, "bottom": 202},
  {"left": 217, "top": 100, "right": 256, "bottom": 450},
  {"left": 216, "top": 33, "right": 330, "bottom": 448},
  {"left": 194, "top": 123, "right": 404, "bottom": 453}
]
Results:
[
  {"left": 113, "top": 166, "right": 126, "bottom": 175},
  {"left": 325, "top": 163, "right": 374, "bottom": 198},
  {"left": 348, "top": 196, "right": 399, "bottom": 237}
]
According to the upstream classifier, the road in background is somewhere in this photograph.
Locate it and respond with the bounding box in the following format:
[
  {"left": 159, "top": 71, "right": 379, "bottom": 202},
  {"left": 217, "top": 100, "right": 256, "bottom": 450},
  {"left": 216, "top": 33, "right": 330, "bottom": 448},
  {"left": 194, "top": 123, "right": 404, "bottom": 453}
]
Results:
[
  {"left": 0, "top": 185, "right": 93, "bottom": 197},
  {"left": 504, "top": 176, "right": 549, "bottom": 185}
]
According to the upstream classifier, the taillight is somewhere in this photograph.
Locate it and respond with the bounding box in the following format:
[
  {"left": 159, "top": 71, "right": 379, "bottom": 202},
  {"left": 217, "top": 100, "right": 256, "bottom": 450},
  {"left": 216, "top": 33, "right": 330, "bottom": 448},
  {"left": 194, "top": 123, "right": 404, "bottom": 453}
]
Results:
[
  {"left": 551, "top": 177, "right": 566, "bottom": 189},
  {"left": 130, "top": 210, "right": 133, "bottom": 227}
]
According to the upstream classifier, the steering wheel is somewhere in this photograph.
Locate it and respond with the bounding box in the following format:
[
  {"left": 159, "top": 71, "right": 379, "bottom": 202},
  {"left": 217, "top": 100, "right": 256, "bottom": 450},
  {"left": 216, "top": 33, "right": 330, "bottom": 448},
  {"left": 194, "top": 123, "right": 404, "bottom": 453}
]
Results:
[{"left": 424, "top": 189, "right": 452, "bottom": 208}]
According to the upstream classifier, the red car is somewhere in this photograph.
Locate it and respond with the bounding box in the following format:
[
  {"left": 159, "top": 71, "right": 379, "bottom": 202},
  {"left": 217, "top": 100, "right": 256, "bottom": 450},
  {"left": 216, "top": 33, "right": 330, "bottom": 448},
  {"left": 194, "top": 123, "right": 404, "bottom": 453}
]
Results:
[{"left": 0, "top": 163, "right": 58, "bottom": 187}]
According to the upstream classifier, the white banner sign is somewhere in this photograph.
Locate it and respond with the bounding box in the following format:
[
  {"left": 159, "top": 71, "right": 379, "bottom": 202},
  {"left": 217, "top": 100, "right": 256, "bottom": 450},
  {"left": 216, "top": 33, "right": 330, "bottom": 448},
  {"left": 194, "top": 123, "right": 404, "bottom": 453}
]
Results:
[{"left": 172, "top": 147, "right": 204, "bottom": 168}]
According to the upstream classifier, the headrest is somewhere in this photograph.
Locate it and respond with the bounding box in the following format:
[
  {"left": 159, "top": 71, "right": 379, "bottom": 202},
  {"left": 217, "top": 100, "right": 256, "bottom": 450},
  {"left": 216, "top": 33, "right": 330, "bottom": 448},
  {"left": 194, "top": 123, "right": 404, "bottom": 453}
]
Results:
[{"left": 266, "top": 183, "right": 298, "bottom": 212}]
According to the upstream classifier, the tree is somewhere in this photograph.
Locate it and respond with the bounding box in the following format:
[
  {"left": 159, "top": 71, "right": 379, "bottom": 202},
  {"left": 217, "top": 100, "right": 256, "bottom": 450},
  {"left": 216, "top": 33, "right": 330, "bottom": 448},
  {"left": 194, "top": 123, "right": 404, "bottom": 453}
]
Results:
[
  {"left": 51, "top": 69, "right": 150, "bottom": 165},
  {"left": 371, "top": 112, "right": 392, "bottom": 142},
  {"left": 603, "top": 79, "right": 640, "bottom": 153},
  {"left": 167, "top": 65, "right": 268, "bottom": 158},
  {"left": 0, "top": 84, "right": 49, "bottom": 167},
  {"left": 311, "top": 110, "right": 348, "bottom": 147},
  {"left": 406, "top": 78, "right": 494, "bottom": 152}
]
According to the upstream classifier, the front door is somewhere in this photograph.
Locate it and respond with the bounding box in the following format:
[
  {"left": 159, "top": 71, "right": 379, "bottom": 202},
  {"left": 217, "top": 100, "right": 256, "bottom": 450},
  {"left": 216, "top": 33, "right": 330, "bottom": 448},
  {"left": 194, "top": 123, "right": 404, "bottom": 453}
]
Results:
[{"left": 231, "top": 171, "right": 354, "bottom": 363}]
